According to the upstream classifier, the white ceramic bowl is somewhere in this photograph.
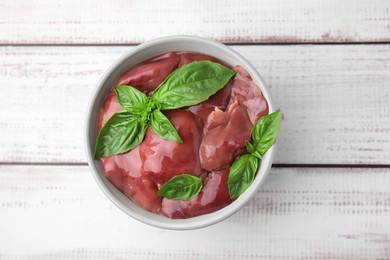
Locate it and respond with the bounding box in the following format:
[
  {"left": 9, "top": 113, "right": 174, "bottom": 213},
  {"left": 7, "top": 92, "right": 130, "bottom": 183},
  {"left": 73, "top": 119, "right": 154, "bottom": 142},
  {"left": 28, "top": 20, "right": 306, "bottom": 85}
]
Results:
[{"left": 85, "top": 35, "right": 276, "bottom": 230}]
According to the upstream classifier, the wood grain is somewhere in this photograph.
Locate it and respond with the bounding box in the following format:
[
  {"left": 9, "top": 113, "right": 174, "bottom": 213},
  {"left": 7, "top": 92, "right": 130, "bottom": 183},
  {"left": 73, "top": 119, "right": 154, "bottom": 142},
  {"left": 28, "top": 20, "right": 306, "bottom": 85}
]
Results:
[
  {"left": 0, "top": 0, "right": 389, "bottom": 44},
  {"left": 0, "top": 165, "right": 389, "bottom": 259},
  {"left": 0, "top": 45, "right": 389, "bottom": 164}
]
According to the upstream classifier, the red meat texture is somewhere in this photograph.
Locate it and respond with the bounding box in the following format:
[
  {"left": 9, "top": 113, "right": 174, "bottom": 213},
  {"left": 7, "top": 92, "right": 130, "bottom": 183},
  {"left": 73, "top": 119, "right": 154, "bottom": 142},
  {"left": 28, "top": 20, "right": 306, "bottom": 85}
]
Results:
[{"left": 98, "top": 52, "right": 268, "bottom": 218}]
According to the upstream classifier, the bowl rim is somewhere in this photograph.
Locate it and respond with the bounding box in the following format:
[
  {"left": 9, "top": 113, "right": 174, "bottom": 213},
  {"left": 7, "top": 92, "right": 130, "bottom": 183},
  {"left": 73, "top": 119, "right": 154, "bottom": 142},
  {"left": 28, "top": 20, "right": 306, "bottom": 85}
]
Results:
[{"left": 85, "top": 35, "right": 276, "bottom": 230}]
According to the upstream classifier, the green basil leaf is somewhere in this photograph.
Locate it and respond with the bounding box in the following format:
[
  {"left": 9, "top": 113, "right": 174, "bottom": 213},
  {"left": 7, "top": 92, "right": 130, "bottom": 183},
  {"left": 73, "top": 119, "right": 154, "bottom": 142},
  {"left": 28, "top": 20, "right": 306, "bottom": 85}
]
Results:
[
  {"left": 245, "top": 141, "right": 262, "bottom": 159},
  {"left": 228, "top": 154, "right": 259, "bottom": 199},
  {"left": 115, "top": 85, "right": 151, "bottom": 114},
  {"left": 157, "top": 174, "right": 203, "bottom": 200},
  {"left": 250, "top": 111, "right": 282, "bottom": 156},
  {"left": 151, "top": 109, "right": 183, "bottom": 143},
  {"left": 94, "top": 111, "right": 148, "bottom": 159},
  {"left": 152, "top": 60, "right": 236, "bottom": 110}
]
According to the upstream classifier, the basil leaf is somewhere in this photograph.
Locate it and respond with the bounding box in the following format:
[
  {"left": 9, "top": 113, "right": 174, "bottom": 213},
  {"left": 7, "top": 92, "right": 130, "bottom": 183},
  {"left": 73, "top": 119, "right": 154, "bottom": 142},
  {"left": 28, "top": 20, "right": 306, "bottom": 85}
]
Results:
[
  {"left": 228, "top": 154, "right": 259, "bottom": 199},
  {"left": 115, "top": 85, "right": 151, "bottom": 114},
  {"left": 94, "top": 111, "right": 147, "bottom": 159},
  {"left": 158, "top": 174, "right": 203, "bottom": 200},
  {"left": 250, "top": 111, "right": 281, "bottom": 156},
  {"left": 152, "top": 60, "right": 236, "bottom": 110},
  {"left": 245, "top": 141, "right": 262, "bottom": 159},
  {"left": 151, "top": 109, "right": 183, "bottom": 143}
]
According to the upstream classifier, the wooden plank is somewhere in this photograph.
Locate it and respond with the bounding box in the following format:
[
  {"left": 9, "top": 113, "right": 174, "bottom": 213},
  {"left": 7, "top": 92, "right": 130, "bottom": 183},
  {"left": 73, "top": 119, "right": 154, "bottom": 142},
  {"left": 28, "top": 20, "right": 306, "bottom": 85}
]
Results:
[
  {"left": 0, "top": 0, "right": 389, "bottom": 44},
  {"left": 1, "top": 45, "right": 389, "bottom": 164},
  {"left": 0, "top": 165, "right": 389, "bottom": 259}
]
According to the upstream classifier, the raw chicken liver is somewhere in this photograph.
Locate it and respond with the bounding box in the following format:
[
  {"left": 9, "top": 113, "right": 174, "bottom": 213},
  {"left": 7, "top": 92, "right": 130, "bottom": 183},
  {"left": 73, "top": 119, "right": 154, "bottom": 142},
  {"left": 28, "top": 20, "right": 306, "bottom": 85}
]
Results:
[{"left": 98, "top": 52, "right": 268, "bottom": 218}]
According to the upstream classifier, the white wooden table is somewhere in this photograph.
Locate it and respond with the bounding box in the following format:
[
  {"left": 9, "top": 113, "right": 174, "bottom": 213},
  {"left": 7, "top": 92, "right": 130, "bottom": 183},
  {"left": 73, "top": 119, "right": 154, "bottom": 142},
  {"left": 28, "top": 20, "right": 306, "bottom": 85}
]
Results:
[{"left": 1, "top": 1, "right": 390, "bottom": 259}]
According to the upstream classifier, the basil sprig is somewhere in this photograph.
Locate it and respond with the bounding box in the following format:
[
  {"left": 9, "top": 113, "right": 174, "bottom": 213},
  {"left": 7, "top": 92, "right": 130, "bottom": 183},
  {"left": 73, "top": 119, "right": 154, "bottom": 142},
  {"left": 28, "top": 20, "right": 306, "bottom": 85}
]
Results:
[
  {"left": 228, "top": 111, "right": 282, "bottom": 199},
  {"left": 94, "top": 61, "right": 236, "bottom": 159},
  {"left": 157, "top": 174, "right": 203, "bottom": 200}
]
